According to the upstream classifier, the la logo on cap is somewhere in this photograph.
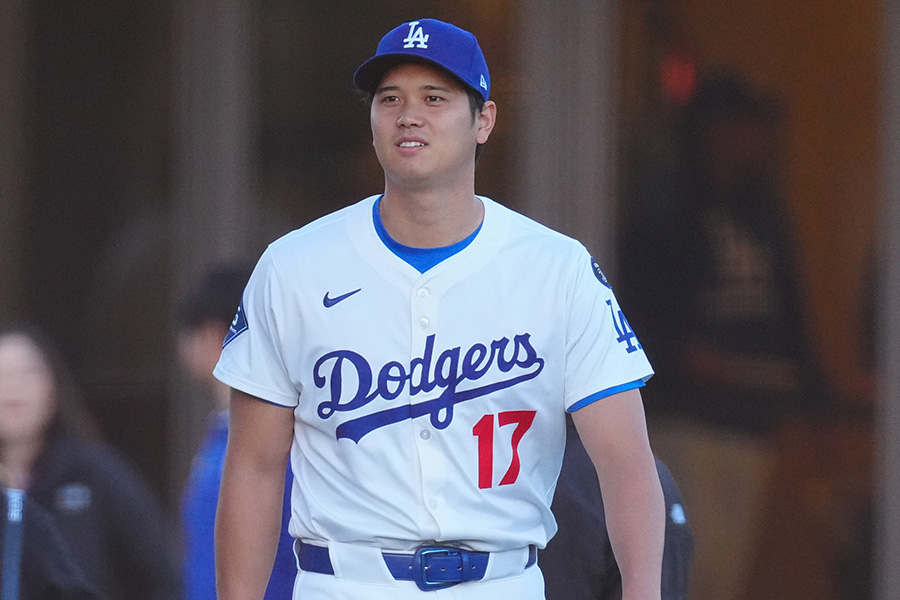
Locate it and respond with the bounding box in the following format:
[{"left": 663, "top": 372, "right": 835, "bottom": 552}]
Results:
[{"left": 403, "top": 21, "right": 429, "bottom": 48}]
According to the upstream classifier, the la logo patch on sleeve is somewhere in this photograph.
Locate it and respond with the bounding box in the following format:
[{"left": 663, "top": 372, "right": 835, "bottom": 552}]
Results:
[
  {"left": 223, "top": 298, "right": 248, "bottom": 348},
  {"left": 591, "top": 257, "right": 611, "bottom": 289}
]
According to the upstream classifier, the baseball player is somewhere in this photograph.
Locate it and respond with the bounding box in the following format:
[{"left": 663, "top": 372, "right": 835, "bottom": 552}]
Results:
[{"left": 213, "top": 18, "right": 664, "bottom": 600}]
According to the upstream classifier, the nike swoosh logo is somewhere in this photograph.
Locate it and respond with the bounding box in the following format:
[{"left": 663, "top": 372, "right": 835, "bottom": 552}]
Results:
[{"left": 323, "top": 288, "right": 362, "bottom": 308}]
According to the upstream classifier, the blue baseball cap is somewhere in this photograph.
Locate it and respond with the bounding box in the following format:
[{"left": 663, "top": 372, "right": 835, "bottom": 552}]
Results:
[{"left": 353, "top": 19, "right": 490, "bottom": 101}]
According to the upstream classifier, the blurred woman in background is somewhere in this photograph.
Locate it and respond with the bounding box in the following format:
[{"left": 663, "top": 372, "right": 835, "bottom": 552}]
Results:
[{"left": 0, "top": 323, "right": 180, "bottom": 600}]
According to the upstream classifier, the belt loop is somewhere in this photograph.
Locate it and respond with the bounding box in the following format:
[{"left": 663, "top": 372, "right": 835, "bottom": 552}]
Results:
[
  {"left": 460, "top": 550, "right": 472, "bottom": 582},
  {"left": 295, "top": 539, "right": 334, "bottom": 575}
]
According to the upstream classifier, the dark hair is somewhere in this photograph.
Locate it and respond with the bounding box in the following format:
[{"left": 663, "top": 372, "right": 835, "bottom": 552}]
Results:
[
  {"left": 468, "top": 88, "right": 487, "bottom": 165},
  {"left": 0, "top": 322, "right": 97, "bottom": 441},
  {"left": 676, "top": 70, "right": 783, "bottom": 212},
  {"left": 361, "top": 60, "right": 489, "bottom": 164},
  {"left": 179, "top": 264, "right": 253, "bottom": 330},
  {"left": 680, "top": 70, "right": 782, "bottom": 156}
]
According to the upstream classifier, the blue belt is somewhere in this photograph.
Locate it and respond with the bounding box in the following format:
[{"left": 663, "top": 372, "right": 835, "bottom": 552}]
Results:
[{"left": 295, "top": 540, "right": 537, "bottom": 591}]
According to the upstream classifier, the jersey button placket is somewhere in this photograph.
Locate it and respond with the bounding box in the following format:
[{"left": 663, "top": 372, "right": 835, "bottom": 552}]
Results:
[
  {"left": 410, "top": 284, "right": 435, "bottom": 342},
  {"left": 417, "top": 424, "right": 446, "bottom": 524},
  {"left": 410, "top": 283, "right": 444, "bottom": 525}
]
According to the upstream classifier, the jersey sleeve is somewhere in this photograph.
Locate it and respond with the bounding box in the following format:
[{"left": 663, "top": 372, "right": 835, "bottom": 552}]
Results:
[
  {"left": 213, "top": 249, "right": 301, "bottom": 407},
  {"left": 563, "top": 250, "right": 654, "bottom": 411}
]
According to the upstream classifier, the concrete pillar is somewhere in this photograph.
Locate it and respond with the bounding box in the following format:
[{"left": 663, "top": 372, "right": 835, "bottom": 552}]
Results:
[
  {"left": 169, "top": 0, "right": 258, "bottom": 493},
  {"left": 876, "top": 1, "right": 900, "bottom": 597},
  {"left": 514, "top": 0, "right": 620, "bottom": 268},
  {"left": 172, "top": 0, "right": 258, "bottom": 270}
]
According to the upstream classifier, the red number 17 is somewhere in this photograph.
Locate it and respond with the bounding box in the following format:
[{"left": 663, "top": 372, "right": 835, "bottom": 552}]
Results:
[{"left": 472, "top": 410, "right": 536, "bottom": 489}]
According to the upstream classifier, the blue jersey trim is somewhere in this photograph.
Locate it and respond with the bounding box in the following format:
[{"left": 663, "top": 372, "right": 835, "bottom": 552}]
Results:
[
  {"left": 373, "top": 196, "right": 482, "bottom": 273},
  {"left": 567, "top": 379, "right": 646, "bottom": 412}
]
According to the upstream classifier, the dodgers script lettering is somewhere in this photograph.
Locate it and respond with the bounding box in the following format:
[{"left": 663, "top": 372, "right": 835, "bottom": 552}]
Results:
[{"left": 314, "top": 333, "right": 545, "bottom": 443}]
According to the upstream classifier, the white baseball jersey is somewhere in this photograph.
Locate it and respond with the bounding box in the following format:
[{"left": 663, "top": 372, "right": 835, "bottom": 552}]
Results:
[{"left": 213, "top": 194, "right": 653, "bottom": 554}]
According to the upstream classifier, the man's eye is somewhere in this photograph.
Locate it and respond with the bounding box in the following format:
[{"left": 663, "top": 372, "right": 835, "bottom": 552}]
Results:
[{"left": 426, "top": 96, "right": 443, "bottom": 103}]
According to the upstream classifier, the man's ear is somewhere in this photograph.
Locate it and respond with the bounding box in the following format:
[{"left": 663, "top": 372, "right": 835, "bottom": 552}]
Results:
[{"left": 477, "top": 101, "right": 497, "bottom": 144}]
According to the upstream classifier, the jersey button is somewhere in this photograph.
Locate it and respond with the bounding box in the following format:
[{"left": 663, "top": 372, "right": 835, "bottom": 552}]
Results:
[
  {"left": 429, "top": 499, "right": 438, "bottom": 509},
  {"left": 419, "top": 429, "right": 431, "bottom": 440},
  {"left": 417, "top": 288, "right": 429, "bottom": 299},
  {"left": 418, "top": 317, "right": 430, "bottom": 328}
]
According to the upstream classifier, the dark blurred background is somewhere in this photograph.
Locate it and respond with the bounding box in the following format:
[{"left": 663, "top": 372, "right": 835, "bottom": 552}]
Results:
[{"left": 0, "top": 1, "right": 896, "bottom": 599}]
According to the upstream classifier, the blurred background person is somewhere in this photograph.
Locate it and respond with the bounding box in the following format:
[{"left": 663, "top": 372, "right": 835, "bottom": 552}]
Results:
[
  {"left": 617, "top": 70, "right": 826, "bottom": 600},
  {"left": 177, "top": 265, "right": 296, "bottom": 600},
  {"left": 0, "top": 323, "right": 180, "bottom": 600},
  {"left": 2, "top": 480, "right": 105, "bottom": 599},
  {"left": 542, "top": 415, "right": 693, "bottom": 600}
]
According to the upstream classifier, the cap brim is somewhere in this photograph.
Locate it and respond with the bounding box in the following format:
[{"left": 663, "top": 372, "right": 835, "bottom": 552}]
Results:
[{"left": 353, "top": 53, "right": 474, "bottom": 96}]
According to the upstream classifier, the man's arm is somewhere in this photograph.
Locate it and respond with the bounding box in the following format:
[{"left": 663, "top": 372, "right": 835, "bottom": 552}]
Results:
[
  {"left": 216, "top": 389, "right": 295, "bottom": 600},
  {"left": 570, "top": 387, "right": 664, "bottom": 600}
]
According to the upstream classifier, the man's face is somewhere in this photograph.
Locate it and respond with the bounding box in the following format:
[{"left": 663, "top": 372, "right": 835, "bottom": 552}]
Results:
[{"left": 370, "top": 62, "right": 494, "bottom": 191}]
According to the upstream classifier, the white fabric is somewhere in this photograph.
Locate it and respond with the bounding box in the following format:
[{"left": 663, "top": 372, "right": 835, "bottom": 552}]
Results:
[
  {"left": 327, "top": 541, "right": 393, "bottom": 584},
  {"left": 214, "top": 195, "right": 653, "bottom": 554},
  {"left": 291, "top": 562, "right": 545, "bottom": 600}
]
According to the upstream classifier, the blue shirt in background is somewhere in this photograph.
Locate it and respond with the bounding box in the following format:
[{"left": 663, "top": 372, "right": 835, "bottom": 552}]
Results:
[{"left": 182, "top": 411, "right": 296, "bottom": 599}]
